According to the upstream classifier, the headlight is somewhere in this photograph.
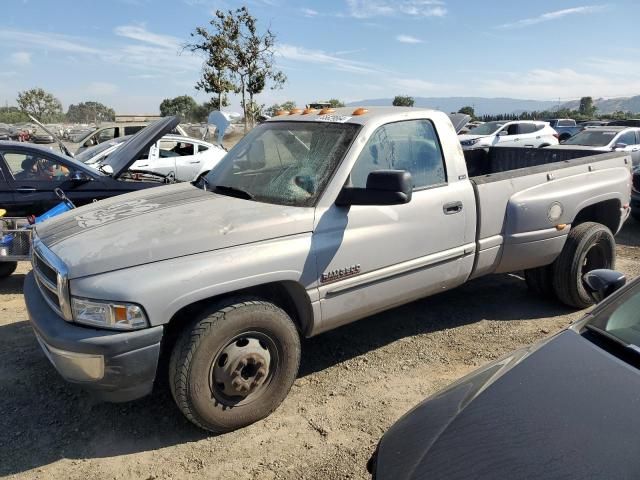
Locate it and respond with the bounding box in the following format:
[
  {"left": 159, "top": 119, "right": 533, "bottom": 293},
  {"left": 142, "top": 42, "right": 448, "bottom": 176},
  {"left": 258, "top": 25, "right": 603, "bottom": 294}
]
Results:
[
  {"left": 71, "top": 297, "right": 149, "bottom": 330},
  {"left": 462, "top": 138, "right": 481, "bottom": 147}
]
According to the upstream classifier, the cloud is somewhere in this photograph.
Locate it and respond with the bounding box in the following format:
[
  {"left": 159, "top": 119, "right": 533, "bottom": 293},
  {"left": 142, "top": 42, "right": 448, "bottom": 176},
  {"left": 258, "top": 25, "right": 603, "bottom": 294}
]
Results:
[
  {"left": 87, "top": 82, "right": 119, "bottom": 95},
  {"left": 10, "top": 51, "right": 31, "bottom": 65},
  {"left": 396, "top": 34, "right": 423, "bottom": 44},
  {"left": 114, "top": 25, "right": 182, "bottom": 49},
  {"left": 0, "top": 30, "right": 101, "bottom": 54},
  {"left": 301, "top": 7, "right": 319, "bottom": 17},
  {"left": 346, "top": 0, "right": 447, "bottom": 18},
  {"left": 476, "top": 65, "right": 640, "bottom": 99},
  {"left": 275, "top": 43, "right": 382, "bottom": 74},
  {"left": 497, "top": 5, "right": 607, "bottom": 29}
]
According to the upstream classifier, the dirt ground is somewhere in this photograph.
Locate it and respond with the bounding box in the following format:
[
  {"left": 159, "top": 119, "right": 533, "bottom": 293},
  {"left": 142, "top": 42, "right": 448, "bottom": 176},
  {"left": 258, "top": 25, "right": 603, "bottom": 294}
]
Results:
[{"left": 2, "top": 220, "right": 640, "bottom": 480}]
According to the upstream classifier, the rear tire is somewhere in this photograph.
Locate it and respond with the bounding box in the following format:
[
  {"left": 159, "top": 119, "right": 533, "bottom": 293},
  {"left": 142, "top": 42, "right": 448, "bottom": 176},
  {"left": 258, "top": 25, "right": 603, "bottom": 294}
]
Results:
[
  {"left": 553, "top": 222, "right": 615, "bottom": 308},
  {"left": 0, "top": 262, "right": 17, "bottom": 279},
  {"left": 169, "top": 298, "right": 301, "bottom": 433},
  {"left": 524, "top": 264, "right": 555, "bottom": 298}
]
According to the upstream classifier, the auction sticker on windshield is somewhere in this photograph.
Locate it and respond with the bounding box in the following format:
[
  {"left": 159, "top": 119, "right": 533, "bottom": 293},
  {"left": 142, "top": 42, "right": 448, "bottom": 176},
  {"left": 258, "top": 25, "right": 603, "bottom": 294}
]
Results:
[{"left": 317, "top": 115, "right": 352, "bottom": 123}]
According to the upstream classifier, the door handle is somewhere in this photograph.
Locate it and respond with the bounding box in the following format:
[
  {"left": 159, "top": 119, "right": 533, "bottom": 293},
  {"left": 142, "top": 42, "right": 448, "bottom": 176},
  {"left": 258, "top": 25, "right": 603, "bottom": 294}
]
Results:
[
  {"left": 16, "top": 187, "right": 36, "bottom": 193},
  {"left": 137, "top": 163, "right": 149, "bottom": 167},
  {"left": 189, "top": 161, "right": 201, "bottom": 164},
  {"left": 443, "top": 201, "right": 463, "bottom": 214}
]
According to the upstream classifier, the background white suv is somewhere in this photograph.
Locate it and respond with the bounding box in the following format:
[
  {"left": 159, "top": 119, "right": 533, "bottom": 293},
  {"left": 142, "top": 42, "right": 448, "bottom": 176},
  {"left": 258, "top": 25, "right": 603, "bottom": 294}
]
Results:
[{"left": 459, "top": 120, "right": 559, "bottom": 150}]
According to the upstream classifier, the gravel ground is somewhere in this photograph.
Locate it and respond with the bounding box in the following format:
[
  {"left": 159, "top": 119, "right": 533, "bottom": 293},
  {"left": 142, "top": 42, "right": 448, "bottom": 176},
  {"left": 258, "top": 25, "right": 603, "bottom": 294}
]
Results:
[{"left": 2, "top": 220, "right": 640, "bottom": 480}]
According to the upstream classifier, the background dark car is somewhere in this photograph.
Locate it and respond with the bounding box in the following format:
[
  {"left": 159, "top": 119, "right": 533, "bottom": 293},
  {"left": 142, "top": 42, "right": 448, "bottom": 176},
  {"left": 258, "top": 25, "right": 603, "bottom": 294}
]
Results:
[
  {"left": 0, "top": 116, "right": 179, "bottom": 217},
  {"left": 369, "top": 269, "right": 640, "bottom": 480}
]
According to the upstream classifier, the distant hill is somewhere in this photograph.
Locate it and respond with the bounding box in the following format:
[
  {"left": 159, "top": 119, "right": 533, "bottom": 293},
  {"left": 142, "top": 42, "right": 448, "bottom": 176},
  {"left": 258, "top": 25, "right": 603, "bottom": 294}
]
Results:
[
  {"left": 347, "top": 97, "right": 560, "bottom": 115},
  {"left": 348, "top": 95, "right": 640, "bottom": 115},
  {"left": 560, "top": 96, "right": 640, "bottom": 115}
]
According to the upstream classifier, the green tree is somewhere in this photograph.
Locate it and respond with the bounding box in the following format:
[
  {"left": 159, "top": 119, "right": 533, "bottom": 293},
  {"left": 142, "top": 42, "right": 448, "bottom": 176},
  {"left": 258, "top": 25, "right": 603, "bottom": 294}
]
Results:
[
  {"left": 393, "top": 95, "right": 415, "bottom": 107},
  {"left": 328, "top": 99, "right": 345, "bottom": 108},
  {"left": 16, "top": 88, "right": 63, "bottom": 122},
  {"left": 458, "top": 105, "right": 475, "bottom": 117},
  {"left": 0, "top": 106, "right": 28, "bottom": 123},
  {"left": 159, "top": 95, "right": 199, "bottom": 120},
  {"left": 190, "top": 7, "right": 286, "bottom": 130},
  {"left": 66, "top": 101, "right": 115, "bottom": 123},
  {"left": 579, "top": 96, "right": 596, "bottom": 117}
]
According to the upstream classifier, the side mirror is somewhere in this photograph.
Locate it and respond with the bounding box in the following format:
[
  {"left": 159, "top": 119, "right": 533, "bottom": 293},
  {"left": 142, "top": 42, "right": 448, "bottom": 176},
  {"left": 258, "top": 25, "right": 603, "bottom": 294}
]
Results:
[
  {"left": 498, "top": 130, "right": 509, "bottom": 136},
  {"left": 70, "top": 171, "right": 92, "bottom": 183},
  {"left": 583, "top": 269, "right": 626, "bottom": 303},
  {"left": 336, "top": 170, "right": 412, "bottom": 206},
  {"left": 613, "top": 143, "right": 627, "bottom": 150}
]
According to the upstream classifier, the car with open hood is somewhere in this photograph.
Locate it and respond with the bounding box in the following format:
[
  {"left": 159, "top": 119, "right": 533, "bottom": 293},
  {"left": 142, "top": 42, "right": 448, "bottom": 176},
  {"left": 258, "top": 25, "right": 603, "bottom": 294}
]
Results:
[
  {"left": 0, "top": 116, "right": 180, "bottom": 217},
  {"left": 368, "top": 269, "right": 640, "bottom": 480}
]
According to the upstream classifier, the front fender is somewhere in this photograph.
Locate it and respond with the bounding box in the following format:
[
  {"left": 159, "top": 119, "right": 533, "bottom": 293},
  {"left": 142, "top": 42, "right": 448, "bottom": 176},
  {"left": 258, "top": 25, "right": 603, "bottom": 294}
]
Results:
[{"left": 69, "top": 233, "right": 318, "bottom": 327}]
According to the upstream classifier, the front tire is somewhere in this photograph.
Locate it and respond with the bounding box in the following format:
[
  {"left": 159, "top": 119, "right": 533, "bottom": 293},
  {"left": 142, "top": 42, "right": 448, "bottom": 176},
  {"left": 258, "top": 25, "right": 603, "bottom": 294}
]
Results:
[
  {"left": 553, "top": 222, "right": 615, "bottom": 308},
  {"left": 169, "top": 298, "right": 301, "bottom": 433},
  {"left": 0, "top": 262, "right": 17, "bottom": 278}
]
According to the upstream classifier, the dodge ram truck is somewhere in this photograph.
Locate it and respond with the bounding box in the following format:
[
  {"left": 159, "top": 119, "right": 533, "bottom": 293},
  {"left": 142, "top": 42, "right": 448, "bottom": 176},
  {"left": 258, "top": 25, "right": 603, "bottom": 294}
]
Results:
[{"left": 24, "top": 107, "right": 632, "bottom": 433}]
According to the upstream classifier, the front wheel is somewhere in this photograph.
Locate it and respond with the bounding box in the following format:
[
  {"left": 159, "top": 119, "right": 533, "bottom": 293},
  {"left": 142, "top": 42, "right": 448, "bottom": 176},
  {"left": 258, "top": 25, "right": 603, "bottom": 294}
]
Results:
[
  {"left": 553, "top": 222, "right": 615, "bottom": 308},
  {"left": 169, "top": 298, "right": 301, "bottom": 433}
]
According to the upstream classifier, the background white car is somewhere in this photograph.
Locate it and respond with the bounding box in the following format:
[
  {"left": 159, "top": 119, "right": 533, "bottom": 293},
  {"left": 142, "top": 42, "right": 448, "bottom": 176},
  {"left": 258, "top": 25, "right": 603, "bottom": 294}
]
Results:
[
  {"left": 459, "top": 120, "right": 559, "bottom": 150},
  {"left": 82, "top": 134, "right": 226, "bottom": 181},
  {"left": 549, "top": 126, "right": 640, "bottom": 165}
]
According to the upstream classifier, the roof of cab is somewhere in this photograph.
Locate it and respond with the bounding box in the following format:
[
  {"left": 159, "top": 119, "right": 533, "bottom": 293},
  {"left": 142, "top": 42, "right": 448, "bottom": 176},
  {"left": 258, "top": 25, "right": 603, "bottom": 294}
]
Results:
[{"left": 265, "top": 106, "right": 440, "bottom": 126}]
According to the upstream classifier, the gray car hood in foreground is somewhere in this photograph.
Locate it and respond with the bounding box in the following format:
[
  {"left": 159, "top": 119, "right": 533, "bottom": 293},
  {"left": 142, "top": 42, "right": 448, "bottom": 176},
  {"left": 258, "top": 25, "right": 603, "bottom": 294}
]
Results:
[
  {"left": 374, "top": 330, "right": 640, "bottom": 479},
  {"left": 35, "top": 183, "right": 314, "bottom": 278},
  {"left": 547, "top": 144, "right": 610, "bottom": 151}
]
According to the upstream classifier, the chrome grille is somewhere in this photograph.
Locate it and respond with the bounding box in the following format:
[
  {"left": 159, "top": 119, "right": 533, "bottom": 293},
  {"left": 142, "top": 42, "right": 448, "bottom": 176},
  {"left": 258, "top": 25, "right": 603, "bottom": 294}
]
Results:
[{"left": 31, "top": 233, "right": 71, "bottom": 320}]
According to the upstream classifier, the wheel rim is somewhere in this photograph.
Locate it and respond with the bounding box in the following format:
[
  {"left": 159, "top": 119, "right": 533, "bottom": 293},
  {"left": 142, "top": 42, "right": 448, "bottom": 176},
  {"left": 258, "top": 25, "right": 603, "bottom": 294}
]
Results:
[
  {"left": 581, "top": 239, "right": 612, "bottom": 276},
  {"left": 209, "top": 331, "right": 279, "bottom": 407}
]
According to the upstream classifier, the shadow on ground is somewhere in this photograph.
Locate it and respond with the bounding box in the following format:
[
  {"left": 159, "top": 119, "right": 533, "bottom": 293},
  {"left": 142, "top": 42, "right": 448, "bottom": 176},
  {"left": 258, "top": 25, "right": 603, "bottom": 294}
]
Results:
[
  {"left": 616, "top": 215, "right": 640, "bottom": 248},
  {"left": 0, "top": 270, "right": 572, "bottom": 476},
  {"left": 0, "top": 272, "right": 26, "bottom": 295}
]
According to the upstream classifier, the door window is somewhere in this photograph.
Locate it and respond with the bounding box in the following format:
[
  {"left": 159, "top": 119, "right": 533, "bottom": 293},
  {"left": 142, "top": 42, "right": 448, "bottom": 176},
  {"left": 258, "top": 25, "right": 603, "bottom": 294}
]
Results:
[
  {"left": 616, "top": 131, "right": 636, "bottom": 146},
  {"left": 159, "top": 141, "right": 195, "bottom": 157},
  {"left": 124, "top": 125, "right": 145, "bottom": 135},
  {"left": 517, "top": 124, "right": 538, "bottom": 134},
  {"left": 198, "top": 144, "right": 209, "bottom": 153},
  {"left": 505, "top": 124, "right": 519, "bottom": 135},
  {"left": 3, "top": 152, "right": 70, "bottom": 181},
  {"left": 97, "top": 128, "right": 116, "bottom": 143},
  {"left": 350, "top": 120, "right": 446, "bottom": 190}
]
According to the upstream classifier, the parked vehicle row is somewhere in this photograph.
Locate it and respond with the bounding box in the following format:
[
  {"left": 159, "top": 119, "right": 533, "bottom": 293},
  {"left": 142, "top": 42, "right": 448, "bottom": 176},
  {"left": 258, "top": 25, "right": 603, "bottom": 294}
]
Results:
[{"left": 23, "top": 107, "right": 631, "bottom": 436}]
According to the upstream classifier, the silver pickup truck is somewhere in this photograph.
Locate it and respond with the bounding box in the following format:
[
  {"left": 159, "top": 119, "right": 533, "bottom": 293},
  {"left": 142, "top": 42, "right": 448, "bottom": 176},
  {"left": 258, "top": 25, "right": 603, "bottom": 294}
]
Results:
[{"left": 25, "top": 107, "right": 632, "bottom": 433}]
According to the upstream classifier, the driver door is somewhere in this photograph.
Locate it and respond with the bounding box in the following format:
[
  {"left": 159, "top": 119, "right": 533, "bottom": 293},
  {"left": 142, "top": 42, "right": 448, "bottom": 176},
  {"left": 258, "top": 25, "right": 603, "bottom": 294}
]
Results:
[
  {"left": 495, "top": 123, "right": 519, "bottom": 146},
  {"left": 312, "top": 119, "right": 475, "bottom": 332}
]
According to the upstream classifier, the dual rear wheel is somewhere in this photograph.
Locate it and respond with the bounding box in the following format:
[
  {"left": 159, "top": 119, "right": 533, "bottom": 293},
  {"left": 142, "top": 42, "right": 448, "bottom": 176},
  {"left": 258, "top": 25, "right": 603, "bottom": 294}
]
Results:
[{"left": 525, "top": 222, "right": 615, "bottom": 308}]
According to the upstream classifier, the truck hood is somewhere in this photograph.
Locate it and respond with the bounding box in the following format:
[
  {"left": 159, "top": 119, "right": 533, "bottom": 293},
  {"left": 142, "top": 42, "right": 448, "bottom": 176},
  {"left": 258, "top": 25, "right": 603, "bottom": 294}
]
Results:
[
  {"left": 374, "top": 330, "right": 640, "bottom": 479},
  {"left": 35, "top": 183, "right": 314, "bottom": 278}
]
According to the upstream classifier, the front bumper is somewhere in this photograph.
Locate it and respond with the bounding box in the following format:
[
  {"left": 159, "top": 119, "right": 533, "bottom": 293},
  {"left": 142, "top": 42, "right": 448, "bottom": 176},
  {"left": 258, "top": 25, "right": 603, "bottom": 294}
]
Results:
[{"left": 25, "top": 272, "right": 164, "bottom": 402}]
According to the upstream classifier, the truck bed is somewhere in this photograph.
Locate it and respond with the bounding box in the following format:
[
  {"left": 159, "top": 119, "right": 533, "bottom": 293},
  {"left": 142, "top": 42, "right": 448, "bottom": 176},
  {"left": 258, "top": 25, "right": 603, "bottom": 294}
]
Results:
[
  {"left": 464, "top": 146, "right": 615, "bottom": 178},
  {"left": 464, "top": 147, "right": 632, "bottom": 280}
]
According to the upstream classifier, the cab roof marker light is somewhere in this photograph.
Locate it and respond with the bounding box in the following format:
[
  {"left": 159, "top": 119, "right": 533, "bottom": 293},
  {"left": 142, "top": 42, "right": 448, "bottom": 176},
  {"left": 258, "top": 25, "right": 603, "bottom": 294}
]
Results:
[
  {"left": 275, "top": 110, "right": 289, "bottom": 116},
  {"left": 302, "top": 108, "right": 317, "bottom": 115},
  {"left": 288, "top": 108, "right": 302, "bottom": 115},
  {"left": 352, "top": 107, "right": 369, "bottom": 116},
  {"left": 318, "top": 108, "right": 335, "bottom": 115}
]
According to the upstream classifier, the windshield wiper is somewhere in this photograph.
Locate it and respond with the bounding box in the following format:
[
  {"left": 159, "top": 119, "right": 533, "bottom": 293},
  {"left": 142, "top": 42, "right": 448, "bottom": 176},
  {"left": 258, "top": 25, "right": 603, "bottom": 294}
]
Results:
[{"left": 210, "top": 184, "right": 254, "bottom": 200}]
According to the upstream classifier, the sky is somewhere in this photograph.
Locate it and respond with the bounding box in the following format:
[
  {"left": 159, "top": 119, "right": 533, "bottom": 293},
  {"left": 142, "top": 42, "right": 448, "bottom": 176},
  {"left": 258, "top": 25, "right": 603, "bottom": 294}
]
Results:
[{"left": 1, "top": 0, "right": 639, "bottom": 114}]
